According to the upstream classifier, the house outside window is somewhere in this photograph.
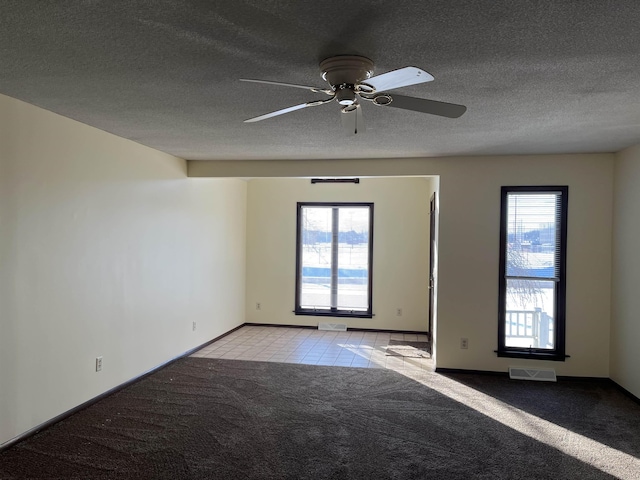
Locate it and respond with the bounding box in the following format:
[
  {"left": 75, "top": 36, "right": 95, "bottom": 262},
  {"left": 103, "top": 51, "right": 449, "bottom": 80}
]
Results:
[
  {"left": 497, "top": 186, "right": 568, "bottom": 360},
  {"left": 295, "top": 202, "right": 373, "bottom": 318}
]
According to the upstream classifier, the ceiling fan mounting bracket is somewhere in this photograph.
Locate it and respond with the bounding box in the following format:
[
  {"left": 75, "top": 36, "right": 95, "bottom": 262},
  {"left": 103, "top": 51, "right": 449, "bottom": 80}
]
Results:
[
  {"left": 355, "top": 83, "right": 376, "bottom": 94},
  {"left": 307, "top": 97, "right": 336, "bottom": 108},
  {"left": 341, "top": 104, "right": 359, "bottom": 113},
  {"left": 372, "top": 94, "right": 393, "bottom": 106},
  {"left": 320, "top": 55, "right": 374, "bottom": 88}
]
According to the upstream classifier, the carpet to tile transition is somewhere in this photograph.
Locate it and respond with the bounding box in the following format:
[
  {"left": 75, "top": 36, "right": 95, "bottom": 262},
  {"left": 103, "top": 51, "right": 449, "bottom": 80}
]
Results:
[
  {"left": 385, "top": 340, "right": 431, "bottom": 358},
  {"left": 1, "top": 358, "right": 639, "bottom": 479}
]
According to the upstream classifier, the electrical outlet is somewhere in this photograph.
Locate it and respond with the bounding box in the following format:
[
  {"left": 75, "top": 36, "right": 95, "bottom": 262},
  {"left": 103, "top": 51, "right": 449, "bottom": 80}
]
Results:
[
  {"left": 396, "top": 308, "right": 402, "bottom": 316},
  {"left": 192, "top": 321, "right": 197, "bottom": 331},
  {"left": 95, "top": 356, "right": 103, "bottom": 372},
  {"left": 460, "top": 338, "right": 469, "bottom": 349},
  {"left": 256, "top": 302, "right": 261, "bottom": 310}
]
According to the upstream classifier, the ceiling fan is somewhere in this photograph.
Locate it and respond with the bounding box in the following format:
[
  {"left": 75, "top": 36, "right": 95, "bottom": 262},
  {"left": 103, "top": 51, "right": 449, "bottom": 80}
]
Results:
[{"left": 240, "top": 55, "right": 466, "bottom": 134}]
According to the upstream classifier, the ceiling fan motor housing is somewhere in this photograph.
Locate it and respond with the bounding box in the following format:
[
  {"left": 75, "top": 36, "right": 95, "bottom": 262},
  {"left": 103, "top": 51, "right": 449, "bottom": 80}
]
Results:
[{"left": 320, "top": 55, "right": 374, "bottom": 93}]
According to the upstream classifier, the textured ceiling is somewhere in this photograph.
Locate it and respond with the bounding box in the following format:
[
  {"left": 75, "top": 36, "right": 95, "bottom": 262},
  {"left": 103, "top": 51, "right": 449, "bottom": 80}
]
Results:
[{"left": 1, "top": 1, "right": 640, "bottom": 160}]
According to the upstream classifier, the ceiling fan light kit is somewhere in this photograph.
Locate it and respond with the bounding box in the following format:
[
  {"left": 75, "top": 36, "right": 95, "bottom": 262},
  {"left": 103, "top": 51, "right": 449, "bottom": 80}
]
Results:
[{"left": 240, "top": 55, "right": 466, "bottom": 134}]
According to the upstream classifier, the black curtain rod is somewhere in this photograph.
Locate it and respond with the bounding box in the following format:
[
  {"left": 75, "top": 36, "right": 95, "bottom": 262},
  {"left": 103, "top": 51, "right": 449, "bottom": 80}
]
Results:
[{"left": 311, "top": 178, "right": 360, "bottom": 184}]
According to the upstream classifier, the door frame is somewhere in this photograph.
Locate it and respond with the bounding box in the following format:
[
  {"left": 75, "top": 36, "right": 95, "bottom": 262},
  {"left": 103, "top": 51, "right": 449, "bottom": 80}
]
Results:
[{"left": 428, "top": 192, "right": 437, "bottom": 350}]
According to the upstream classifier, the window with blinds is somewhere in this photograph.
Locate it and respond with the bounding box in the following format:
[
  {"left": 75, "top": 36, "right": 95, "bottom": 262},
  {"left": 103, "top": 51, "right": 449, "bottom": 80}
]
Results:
[{"left": 497, "top": 186, "right": 568, "bottom": 360}]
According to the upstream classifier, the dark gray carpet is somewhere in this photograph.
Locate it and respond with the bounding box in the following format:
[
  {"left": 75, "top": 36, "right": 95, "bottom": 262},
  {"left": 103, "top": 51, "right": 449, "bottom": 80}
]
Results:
[{"left": 1, "top": 358, "right": 639, "bottom": 479}]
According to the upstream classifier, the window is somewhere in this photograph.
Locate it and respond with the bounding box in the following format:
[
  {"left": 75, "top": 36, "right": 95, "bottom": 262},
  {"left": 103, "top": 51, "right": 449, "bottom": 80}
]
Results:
[
  {"left": 497, "top": 186, "right": 568, "bottom": 360},
  {"left": 295, "top": 202, "right": 373, "bottom": 318}
]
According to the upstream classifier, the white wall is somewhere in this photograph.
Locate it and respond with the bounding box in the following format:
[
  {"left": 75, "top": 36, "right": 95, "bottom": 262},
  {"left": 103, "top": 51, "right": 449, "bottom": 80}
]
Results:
[
  {"left": 192, "top": 154, "right": 614, "bottom": 377},
  {"left": 611, "top": 144, "right": 640, "bottom": 398},
  {"left": 245, "top": 177, "right": 435, "bottom": 331},
  {"left": 0, "top": 94, "right": 247, "bottom": 446}
]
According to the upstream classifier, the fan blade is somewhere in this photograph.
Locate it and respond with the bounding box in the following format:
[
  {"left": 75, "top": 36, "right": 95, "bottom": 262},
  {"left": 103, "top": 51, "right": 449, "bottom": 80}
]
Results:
[
  {"left": 245, "top": 96, "right": 335, "bottom": 123},
  {"left": 341, "top": 104, "right": 365, "bottom": 135},
  {"left": 385, "top": 94, "right": 467, "bottom": 118},
  {"left": 364, "top": 67, "right": 434, "bottom": 92},
  {"left": 244, "top": 103, "right": 311, "bottom": 123},
  {"left": 240, "top": 78, "right": 332, "bottom": 94}
]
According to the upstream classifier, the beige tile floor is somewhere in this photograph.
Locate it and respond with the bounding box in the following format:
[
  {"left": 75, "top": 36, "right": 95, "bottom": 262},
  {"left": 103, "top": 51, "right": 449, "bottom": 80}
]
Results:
[{"left": 192, "top": 325, "right": 433, "bottom": 372}]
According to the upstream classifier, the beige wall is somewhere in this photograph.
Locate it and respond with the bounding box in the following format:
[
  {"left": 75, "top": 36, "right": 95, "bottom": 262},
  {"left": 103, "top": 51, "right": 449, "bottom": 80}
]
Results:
[
  {"left": 245, "top": 177, "right": 435, "bottom": 331},
  {"left": 611, "top": 144, "right": 640, "bottom": 398},
  {"left": 192, "top": 154, "right": 614, "bottom": 377},
  {"left": 435, "top": 156, "right": 612, "bottom": 377},
  {"left": 0, "top": 95, "right": 247, "bottom": 446}
]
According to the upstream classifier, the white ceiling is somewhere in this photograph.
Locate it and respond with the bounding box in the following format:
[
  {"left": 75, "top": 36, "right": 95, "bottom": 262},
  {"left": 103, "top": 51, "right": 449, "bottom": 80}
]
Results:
[{"left": 1, "top": 1, "right": 639, "bottom": 160}]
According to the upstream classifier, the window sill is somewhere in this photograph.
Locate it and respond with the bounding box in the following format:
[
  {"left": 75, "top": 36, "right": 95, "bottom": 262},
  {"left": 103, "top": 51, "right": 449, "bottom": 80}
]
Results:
[
  {"left": 495, "top": 350, "right": 569, "bottom": 362},
  {"left": 294, "top": 309, "right": 373, "bottom": 319}
]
